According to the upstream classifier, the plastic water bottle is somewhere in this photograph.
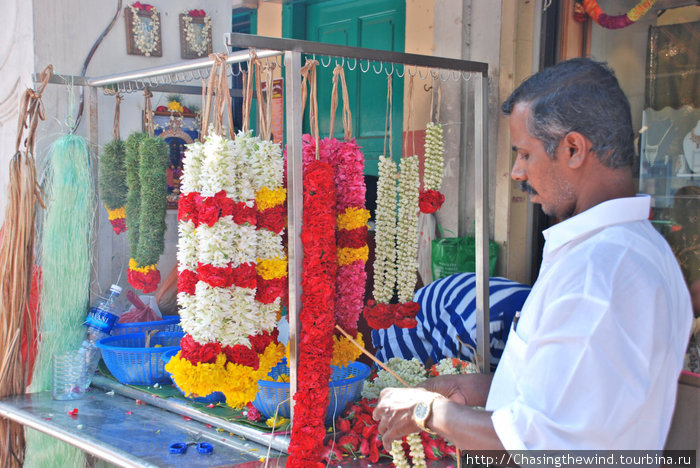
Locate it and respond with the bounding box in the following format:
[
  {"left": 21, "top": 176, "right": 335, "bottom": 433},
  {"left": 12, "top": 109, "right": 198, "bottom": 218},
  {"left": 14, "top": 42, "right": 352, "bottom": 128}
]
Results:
[{"left": 80, "top": 284, "right": 124, "bottom": 388}]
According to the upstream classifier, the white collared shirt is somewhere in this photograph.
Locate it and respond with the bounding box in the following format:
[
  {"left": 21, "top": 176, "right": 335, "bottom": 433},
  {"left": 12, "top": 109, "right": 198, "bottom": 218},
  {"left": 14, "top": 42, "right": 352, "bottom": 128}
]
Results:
[{"left": 486, "top": 195, "right": 692, "bottom": 450}]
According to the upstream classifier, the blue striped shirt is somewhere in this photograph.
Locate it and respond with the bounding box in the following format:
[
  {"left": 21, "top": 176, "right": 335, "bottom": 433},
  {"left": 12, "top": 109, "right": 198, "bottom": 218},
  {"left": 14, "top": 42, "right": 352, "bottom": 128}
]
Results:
[{"left": 371, "top": 273, "right": 531, "bottom": 368}]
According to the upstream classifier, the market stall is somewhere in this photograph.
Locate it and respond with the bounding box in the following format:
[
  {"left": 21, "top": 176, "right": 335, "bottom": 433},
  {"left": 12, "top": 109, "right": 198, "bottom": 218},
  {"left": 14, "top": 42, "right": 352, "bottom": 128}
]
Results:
[{"left": 0, "top": 33, "right": 491, "bottom": 467}]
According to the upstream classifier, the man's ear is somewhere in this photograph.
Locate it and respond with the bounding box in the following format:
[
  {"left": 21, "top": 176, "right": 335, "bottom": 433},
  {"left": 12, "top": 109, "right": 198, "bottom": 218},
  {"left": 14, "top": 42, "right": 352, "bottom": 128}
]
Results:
[{"left": 562, "top": 131, "right": 590, "bottom": 169}]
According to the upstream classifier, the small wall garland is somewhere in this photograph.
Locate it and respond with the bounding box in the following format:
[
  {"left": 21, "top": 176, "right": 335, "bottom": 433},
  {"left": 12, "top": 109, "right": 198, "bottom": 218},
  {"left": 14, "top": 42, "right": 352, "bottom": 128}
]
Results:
[
  {"left": 575, "top": 0, "right": 657, "bottom": 29},
  {"left": 128, "top": 2, "right": 161, "bottom": 56},
  {"left": 181, "top": 9, "right": 212, "bottom": 58}
]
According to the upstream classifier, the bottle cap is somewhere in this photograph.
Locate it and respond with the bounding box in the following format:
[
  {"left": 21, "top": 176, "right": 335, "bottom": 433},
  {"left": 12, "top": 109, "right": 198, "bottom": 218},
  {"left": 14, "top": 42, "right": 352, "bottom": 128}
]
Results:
[{"left": 109, "top": 284, "right": 123, "bottom": 295}]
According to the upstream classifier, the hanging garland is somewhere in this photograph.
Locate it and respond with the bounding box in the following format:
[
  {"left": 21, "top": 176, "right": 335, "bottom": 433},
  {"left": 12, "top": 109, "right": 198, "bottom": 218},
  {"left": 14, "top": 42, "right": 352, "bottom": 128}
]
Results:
[
  {"left": 364, "top": 75, "right": 420, "bottom": 331},
  {"left": 171, "top": 55, "right": 286, "bottom": 408},
  {"left": 99, "top": 139, "right": 128, "bottom": 234},
  {"left": 125, "top": 132, "right": 168, "bottom": 293},
  {"left": 420, "top": 121, "right": 445, "bottom": 213},
  {"left": 575, "top": 0, "right": 657, "bottom": 29},
  {"left": 287, "top": 159, "right": 338, "bottom": 466}
]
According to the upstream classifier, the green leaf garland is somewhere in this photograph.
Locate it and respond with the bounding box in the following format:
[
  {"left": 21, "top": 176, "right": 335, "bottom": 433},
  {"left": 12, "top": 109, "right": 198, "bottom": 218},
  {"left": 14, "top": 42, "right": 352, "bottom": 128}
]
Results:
[
  {"left": 98, "top": 139, "right": 127, "bottom": 210},
  {"left": 135, "top": 136, "right": 168, "bottom": 266},
  {"left": 125, "top": 132, "right": 146, "bottom": 255}
]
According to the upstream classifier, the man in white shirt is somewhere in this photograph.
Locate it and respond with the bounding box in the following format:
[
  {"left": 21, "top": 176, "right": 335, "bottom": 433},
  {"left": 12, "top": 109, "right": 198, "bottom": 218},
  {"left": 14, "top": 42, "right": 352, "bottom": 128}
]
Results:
[{"left": 373, "top": 58, "right": 692, "bottom": 452}]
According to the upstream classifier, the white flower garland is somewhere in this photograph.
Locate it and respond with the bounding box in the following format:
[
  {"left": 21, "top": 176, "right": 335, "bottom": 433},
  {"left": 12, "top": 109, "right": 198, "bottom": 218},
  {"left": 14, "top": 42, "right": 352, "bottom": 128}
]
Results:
[
  {"left": 423, "top": 122, "right": 444, "bottom": 192},
  {"left": 396, "top": 156, "right": 420, "bottom": 303},
  {"left": 373, "top": 155, "right": 398, "bottom": 304},
  {"left": 361, "top": 357, "right": 427, "bottom": 399},
  {"left": 181, "top": 10, "right": 212, "bottom": 57},
  {"left": 129, "top": 4, "right": 160, "bottom": 56},
  {"left": 180, "top": 140, "right": 204, "bottom": 195}
]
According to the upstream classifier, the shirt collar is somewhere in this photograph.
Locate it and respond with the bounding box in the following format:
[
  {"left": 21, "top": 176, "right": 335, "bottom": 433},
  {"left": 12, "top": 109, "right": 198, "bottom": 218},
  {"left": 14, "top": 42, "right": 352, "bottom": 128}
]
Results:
[{"left": 542, "top": 194, "right": 652, "bottom": 254}]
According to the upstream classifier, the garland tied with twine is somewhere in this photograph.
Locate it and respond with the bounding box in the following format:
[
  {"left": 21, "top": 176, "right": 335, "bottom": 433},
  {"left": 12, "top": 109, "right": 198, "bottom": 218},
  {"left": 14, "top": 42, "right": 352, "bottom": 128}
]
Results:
[
  {"left": 167, "top": 53, "right": 287, "bottom": 408},
  {"left": 125, "top": 90, "right": 168, "bottom": 293},
  {"left": 98, "top": 93, "right": 127, "bottom": 234},
  {"left": 420, "top": 82, "right": 445, "bottom": 214},
  {"left": 574, "top": 0, "right": 657, "bottom": 29},
  {"left": 364, "top": 73, "right": 421, "bottom": 330}
]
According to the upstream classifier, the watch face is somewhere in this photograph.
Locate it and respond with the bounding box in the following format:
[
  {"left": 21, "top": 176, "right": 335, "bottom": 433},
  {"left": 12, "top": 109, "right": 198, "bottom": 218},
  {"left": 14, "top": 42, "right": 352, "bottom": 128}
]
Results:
[{"left": 415, "top": 402, "right": 429, "bottom": 420}]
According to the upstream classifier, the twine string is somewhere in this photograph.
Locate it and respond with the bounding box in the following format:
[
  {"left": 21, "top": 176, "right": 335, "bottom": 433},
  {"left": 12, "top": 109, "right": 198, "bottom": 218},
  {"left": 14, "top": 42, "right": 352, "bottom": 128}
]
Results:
[
  {"left": 143, "top": 89, "right": 154, "bottom": 137},
  {"left": 383, "top": 74, "right": 393, "bottom": 159},
  {"left": 113, "top": 93, "right": 122, "bottom": 140},
  {"left": 15, "top": 64, "right": 52, "bottom": 156}
]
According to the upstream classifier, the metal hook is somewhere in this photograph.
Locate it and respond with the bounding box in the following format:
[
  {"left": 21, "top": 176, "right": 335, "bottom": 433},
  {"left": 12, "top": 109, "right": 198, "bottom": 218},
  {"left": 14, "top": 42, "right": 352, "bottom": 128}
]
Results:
[
  {"left": 430, "top": 69, "right": 439, "bottom": 80},
  {"left": 347, "top": 57, "right": 357, "bottom": 71},
  {"left": 396, "top": 64, "right": 405, "bottom": 78},
  {"left": 407, "top": 66, "right": 417, "bottom": 77},
  {"left": 385, "top": 62, "right": 394, "bottom": 76},
  {"left": 452, "top": 70, "right": 461, "bottom": 82},
  {"left": 418, "top": 67, "right": 429, "bottom": 80},
  {"left": 439, "top": 69, "right": 450, "bottom": 82},
  {"left": 321, "top": 55, "right": 331, "bottom": 68},
  {"left": 372, "top": 62, "right": 383, "bottom": 74},
  {"left": 423, "top": 83, "right": 433, "bottom": 92},
  {"left": 360, "top": 59, "right": 370, "bottom": 73},
  {"left": 463, "top": 71, "right": 472, "bottom": 82}
]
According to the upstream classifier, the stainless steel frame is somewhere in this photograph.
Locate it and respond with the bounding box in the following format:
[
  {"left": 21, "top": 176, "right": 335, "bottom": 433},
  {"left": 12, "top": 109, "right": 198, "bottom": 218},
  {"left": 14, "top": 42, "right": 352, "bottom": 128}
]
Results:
[{"left": 33, "top": 32, "right": 491, "bottom": 454}]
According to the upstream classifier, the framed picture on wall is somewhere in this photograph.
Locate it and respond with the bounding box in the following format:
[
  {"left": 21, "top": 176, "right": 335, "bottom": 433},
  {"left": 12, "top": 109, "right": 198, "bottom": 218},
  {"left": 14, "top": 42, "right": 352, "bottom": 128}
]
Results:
[
  {"left": 179, "top": 10, "right": 213, "bottom": 59},
  {"left": 124, "top": 3, "right": 162, "bottom": 57}
]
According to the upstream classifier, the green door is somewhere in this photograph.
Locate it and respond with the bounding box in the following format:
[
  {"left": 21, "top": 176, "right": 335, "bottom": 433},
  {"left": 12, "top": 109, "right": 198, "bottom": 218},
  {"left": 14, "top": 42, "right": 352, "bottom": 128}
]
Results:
[{"left": 284, "top": 0, "right": 405, "bottom": 177}]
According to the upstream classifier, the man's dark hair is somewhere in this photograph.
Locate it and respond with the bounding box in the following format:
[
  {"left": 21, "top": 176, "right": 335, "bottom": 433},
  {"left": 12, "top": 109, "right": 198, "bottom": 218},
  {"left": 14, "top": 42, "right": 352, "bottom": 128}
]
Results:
[{"left": 502, "top": 58, "right": 635, "bottom": 168}]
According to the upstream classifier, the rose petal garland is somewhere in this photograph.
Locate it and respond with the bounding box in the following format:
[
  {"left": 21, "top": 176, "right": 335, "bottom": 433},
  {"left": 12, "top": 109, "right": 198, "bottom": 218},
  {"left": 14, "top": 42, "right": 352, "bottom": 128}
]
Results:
[
  {"left": 578, "top": 0, "right": 656, "bottom": 29},
  {"left": 287, "top": 160, "right": 338, "bottom": 466}
]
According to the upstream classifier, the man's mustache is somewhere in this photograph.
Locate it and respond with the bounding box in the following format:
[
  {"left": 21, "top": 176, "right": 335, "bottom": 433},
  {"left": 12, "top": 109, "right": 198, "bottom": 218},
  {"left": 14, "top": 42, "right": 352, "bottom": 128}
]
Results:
[{"left": 520, "top": 181, "right": 537, "bottom": 195}]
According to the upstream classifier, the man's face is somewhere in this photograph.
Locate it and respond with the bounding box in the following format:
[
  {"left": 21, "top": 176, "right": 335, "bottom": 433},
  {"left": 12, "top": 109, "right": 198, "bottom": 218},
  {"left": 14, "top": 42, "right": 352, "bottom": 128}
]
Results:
[{"left": 509, "top": 103, "right": 577, "bottom": 219}]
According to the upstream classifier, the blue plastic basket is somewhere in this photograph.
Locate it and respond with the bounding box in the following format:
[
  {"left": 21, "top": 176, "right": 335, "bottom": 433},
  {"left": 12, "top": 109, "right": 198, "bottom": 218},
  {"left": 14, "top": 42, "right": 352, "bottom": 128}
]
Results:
[
  {"left": 111, "top": 316, "right": 183, "bottom": 336},
  {"left": 163, "top": 349, "right": 226, "bottom": 404},
  {"left": 97, "top": 332, "right": 184, "bottom": 385},
  {"left": 252, "top": 361, "right": 371, "bottom": 424}
]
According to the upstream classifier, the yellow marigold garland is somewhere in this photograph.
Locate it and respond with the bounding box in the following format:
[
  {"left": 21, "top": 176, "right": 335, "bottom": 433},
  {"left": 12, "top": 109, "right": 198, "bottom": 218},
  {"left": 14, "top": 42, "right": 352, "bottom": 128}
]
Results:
[
  {"left": 337, "top": 207, "right": 370, "bottom": 231},
  {"left": 107, "top": 206, "right": 126, "bottom": 221},
  {"left": 128, "top": 257, "right": 157, "bottom": 273},
  {"left": 330, "top": 333, "right": 363, "bottom": 367},
  {"left": 337, "top": 246, "right": 369, "bottom": 266},
  {"left": 256, "top": 257, "right": 288, "bottom": 280},
  {"left": 165, "top": 342, "right": 285, "bottom": 408},
  {"left": 256, "top": 187, "right": 287, "bottom": 211}
]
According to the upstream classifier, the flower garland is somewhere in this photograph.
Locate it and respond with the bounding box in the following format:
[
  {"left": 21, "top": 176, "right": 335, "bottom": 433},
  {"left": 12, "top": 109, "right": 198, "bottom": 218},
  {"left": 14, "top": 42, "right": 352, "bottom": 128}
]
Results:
[
  {"left": 301, "top": 134, "right": 369, "bottom": 336},
  {"left": 372, "top": 155, "right": 398, "bottom": 304},
  {"left": 575, "top": 0, "right": 657, "bottom": 29},
  {"left": 125, "top": 133, "right": 168, "bottom": 293},
  {"left": 129, "top": 2, "right": 160, "bottom": 56},
  {"left": 164, "top": 331, "right": 284, "bottom": 407},
  {"left": 287, "top": 160, "right": 338, "bottom": 466},
  {"left": 98, "top": 139, "right": 127, "bottom": 234},
  {"left": 364, "top": 155, "right": 421, "bottom": 330},
  {"left": 173, "top": 126, "right": 287, "bottom": 408},
  {"left": 420, "top": 122, "right": 446, "bottom": 214},
  {"left": 181, "top": 9, "right": 212, "bottom": 57}
]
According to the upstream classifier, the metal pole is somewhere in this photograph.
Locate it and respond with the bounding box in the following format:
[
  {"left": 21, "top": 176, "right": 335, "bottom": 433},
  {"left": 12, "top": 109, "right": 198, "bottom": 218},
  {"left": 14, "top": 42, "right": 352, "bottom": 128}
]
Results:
[
  {"left": 284, "top": 50, "right": 303, "bottom": 420},
  {"left": 474, "top": 72, "right": 491, "bottom": 373}
]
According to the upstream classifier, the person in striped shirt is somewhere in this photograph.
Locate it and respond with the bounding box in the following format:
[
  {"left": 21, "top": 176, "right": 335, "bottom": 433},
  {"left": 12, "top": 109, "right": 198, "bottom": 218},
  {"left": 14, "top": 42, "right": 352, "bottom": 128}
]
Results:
[{"left": 371, "top": 272, "right": 531, "bottom": 370}]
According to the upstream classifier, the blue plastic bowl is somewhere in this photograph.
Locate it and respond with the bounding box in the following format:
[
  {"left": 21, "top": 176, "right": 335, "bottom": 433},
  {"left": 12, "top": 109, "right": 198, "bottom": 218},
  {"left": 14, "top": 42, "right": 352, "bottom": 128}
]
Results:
[
  {"left": 163, "top": 349, "right": 227, "bottom": 404},
  {"left": 96, "top": 332, "right": 183, "bottom": 386},
  {"left": 252, "top": 360, "right": 371, "bottom": 424}
]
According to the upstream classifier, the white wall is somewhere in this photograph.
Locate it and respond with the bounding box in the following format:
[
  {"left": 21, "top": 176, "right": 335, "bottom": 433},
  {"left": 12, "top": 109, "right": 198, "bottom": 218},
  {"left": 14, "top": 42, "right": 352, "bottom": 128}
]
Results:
[
  {"left": 29, "top": 0, "right": 231, "bottom": 297},
  {"left": 0, "top": 0, "right": 35, "bottom": 225}
]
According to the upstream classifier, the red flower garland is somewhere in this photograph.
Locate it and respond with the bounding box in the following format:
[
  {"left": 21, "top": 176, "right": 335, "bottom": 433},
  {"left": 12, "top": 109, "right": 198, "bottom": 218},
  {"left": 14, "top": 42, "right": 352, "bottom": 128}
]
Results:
[
  {"left": 419, "top": 189, "right": 446, "bottom": 214},
  {"left": 363, "top": 300, "right": 419, "bottom": 330},
  {"left": 131, "top": 2, "right": 154, "bottom": 12},
  {"left": 287, "top": 160, "right": 337, "bottom": 467},
  {"left": 179, "top": 331, "right": 280, "bottom": 369}
]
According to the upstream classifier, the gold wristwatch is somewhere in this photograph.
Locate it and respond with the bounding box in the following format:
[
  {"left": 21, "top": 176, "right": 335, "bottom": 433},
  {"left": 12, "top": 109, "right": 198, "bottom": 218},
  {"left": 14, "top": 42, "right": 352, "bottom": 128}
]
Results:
[{"left": 413, "top": 395, "right": 440, "bottom": 435}]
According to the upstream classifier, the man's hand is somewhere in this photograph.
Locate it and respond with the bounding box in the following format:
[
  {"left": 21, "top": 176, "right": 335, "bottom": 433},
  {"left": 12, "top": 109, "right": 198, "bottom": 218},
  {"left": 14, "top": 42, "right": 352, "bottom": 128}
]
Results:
[
  {"left": 372, "top": 387, "right": 443, "bottom": 451},
  {"left": 419, "top": 373, "right": 493, "bottom": 407}
]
